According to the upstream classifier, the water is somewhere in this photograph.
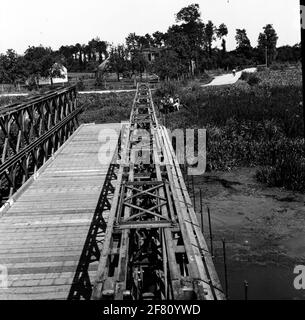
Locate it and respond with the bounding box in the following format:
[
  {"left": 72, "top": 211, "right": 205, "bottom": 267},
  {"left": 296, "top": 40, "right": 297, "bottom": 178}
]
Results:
[{"left": 215, "top": 261, "right": 305, "bottom": 300}]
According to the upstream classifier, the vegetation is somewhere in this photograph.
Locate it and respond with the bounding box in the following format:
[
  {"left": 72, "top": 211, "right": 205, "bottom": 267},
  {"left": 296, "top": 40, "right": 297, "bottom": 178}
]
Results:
[
  {"left": 77, "top": 92, "right": 134, "bottom": 124},
  {"left": 0, "top": 3, "right": 301, "bottom": 88},
  {"left": 153, "top": 66, "right": 305, "bottom": 192},
  {"left": 0, "top": 95, "right": 24, "bottom": 107},
  {"left": 0, "top": 3, "right": 303, "bottom": 194}
]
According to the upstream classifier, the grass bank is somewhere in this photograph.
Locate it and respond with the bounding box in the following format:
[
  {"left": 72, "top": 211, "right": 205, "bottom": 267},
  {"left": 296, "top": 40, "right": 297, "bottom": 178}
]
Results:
[
  {"left": 153, "top": 67, "right": 305, "bottom": 192},
  {"left": 78, "top": 92, "right": 135, "bottom": 124}
]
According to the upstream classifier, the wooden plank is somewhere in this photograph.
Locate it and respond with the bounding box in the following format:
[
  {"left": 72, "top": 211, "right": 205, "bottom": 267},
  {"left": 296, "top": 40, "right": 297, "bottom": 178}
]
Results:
[
  {"left": 0, "top": 123, "right": 120, "bottom": 300},
  {"left": 161, "top": 126, "right": 225, "bottom": 299},
  {"left": 158, "top": 126, "right": 215, "bottom": 299}
]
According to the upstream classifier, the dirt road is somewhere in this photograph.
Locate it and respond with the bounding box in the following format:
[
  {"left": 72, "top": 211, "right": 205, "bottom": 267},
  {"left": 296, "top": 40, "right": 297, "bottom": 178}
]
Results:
[{"left": 204, "top": 67, "right": 257, "bottom": 87}]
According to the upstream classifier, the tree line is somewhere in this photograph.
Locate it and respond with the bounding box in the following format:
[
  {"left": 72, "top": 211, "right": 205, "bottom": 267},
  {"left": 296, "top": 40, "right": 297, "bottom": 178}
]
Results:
[
  {"left": 110, "top": 3, "right": 300, "bottom": 80},
  {"left": 0, "top": 3, "right": 301, "bottom": 85},
  {"left": 0, "top": 37, "right": 109, "bottom": 87}
]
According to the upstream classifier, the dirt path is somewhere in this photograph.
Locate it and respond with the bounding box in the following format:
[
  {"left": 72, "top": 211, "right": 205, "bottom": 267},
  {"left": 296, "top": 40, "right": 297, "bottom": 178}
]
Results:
[
  {"left": 203, "top": 67, "right": 257, "bottom": 87},
  {"left": 78, "top": 89, "right": 136, "bottom": 94}
]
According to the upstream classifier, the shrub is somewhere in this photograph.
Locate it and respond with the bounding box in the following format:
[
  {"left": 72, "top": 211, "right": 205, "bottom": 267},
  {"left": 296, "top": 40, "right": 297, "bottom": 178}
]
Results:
[
  {"left": 240, "top": 72, "right": 261, "bottom": 86},
  {"left": 240, "top": 71, "right": 251, "bottom": 81},
  {"left": 154, "top": 81, "right": 182, "bottom": 97},
  {"left": 198, "top": 72, "right": 213, "bottom": 84},
  {"left": 158, "top": 68, "right": 304, "bottom": 192},
  {"left": 76, "top": 80, "right": 85, "bottom": 91},
  {"left": 256, "top": 139, "right": 305, "bottom": 191},
  {"left": 247, "top": 74, "right": 261, "bottom": 86},
  {"left": 77, "top": 92, "right": 134, "bottom": 123}
]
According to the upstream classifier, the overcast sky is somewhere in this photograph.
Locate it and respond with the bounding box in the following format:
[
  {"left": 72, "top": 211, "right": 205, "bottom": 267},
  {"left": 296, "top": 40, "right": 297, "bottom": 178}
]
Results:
[{"left": 0, "top": 0, "right": 301, "bottom": 54}]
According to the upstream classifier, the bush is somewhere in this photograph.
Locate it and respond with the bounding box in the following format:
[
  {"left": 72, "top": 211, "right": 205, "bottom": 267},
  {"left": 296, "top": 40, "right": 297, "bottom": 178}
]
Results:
[
  {"left": 240, "top": 71, "right": 251, "bottom": 81},
  {"left": 240, "top": 72, "right": 261, "bottom": 86},
  {"left": 154, "top": 81, "right": 182, "bottom": 97},
  {"left": 247, "top": 74, "right": 260, "bottom": 86},
  {"left": 256, "top": 139, "right": 305, "bottom": 191},
  {"left": 158, "top": 68, "right": 304, "bottom": 192},
  {"left": 76, "top": 80, "right": 85, "bottom": 91},
  {"left": 198, "top": 72, "right": 213, "bottom": 84},
  {"left": 77, "top": 92, "right": 134, "bottom": 123},
  {"left": 270, "top": 62, "right": 290, "bottom": 71}
]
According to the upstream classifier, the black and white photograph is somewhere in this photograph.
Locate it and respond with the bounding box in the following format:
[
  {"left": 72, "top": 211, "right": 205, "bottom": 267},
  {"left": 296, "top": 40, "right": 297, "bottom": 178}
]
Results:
[{"left": 0, "top": 0, "right": 304, "bottom": 308}]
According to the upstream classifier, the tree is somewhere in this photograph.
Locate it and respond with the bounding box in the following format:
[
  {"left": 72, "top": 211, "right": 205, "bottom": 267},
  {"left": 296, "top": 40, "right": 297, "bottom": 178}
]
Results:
[
  {"left": 276, "top": 44, "right": 301, "bottom": 63},
  {"left": 235, "top": 29, "right": 251, "bottom": 50},
  {"left": 258, "top": 24, "right": 278, "bottom": 65},
  {"left": 216, "top": 23, "right": 228, "bottom": 53},
  {"left": 24, "top": 46, "right": 63, "bottom": 86},
  {"left": 152, "top": 31, "right": 165, "bottom": 47},
  {"left": 131, "top": 51, "right": 147, "bottom": 78},
  {"left": 0, "top": 49, "right": 28, "bottom": 85},
  {"left": 57, "top": 38, "right": 108, "bottom": 71},
  {"left": 126, "top": 33, "right": 141, "bottom": 51},
  {"left": 205, "top": 21, "right": 215, "bottom": 57},
  {"left": 166, "top": 24, "right": 191, "bottom": 71},
  {"left": 109, "top": 45, "right": 128, "bottom": 81},
  {"left": 144, "top": 33, "right": 154, "bottom": 47},
  {"left": 171, "top": 3, "right": 206, "bottom": 74},
  {"left": 152, "top": 49, "right": 187, "bottom": 80},
  {"left": 59, "top": 45, "right": 73, "bottom": 61},
  {"left": 75, "top": 43, "right": 83, "bottom": 68},
  {"left": 235, "top": 28, "right": 252, "bottom": 58},
  {"left": 96, "top": 39, "right": 108, "bottom": 62},
  {"left": 176, "top": 3, "right": 200, "bottom": 23}
]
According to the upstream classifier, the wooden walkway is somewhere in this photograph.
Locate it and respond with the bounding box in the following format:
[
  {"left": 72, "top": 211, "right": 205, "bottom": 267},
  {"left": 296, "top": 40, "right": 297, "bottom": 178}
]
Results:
[{"left": 0, "top": 123, "right": 120, "bottom": 299}]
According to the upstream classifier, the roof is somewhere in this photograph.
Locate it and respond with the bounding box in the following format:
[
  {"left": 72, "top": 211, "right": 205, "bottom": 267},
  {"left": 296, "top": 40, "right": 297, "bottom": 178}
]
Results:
[{"left": 98, "top": 57, "right": 110, "bottom": 71}]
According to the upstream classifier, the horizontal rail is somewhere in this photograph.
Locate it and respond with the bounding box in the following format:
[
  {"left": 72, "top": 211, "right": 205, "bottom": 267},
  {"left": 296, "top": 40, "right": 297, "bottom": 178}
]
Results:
[
  {"left": 0, "top": 86, "right": 81, "bottom": 204},
  {"left": 0, "top": 105, "right": 84, "bottom": 174},
  {"left": 0, "top": 86, "right": 76, "bottom": 115}
]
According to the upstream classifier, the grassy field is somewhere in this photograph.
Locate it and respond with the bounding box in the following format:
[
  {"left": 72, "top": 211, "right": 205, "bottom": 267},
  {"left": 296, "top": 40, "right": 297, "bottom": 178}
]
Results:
[
  {"left": 78, "top": 92, "right": 135, "bottom": 124},
  {"left": 2, "top": 67, "right": 304, "bottom": 192},
  {"left": 0, "top": 96, "right": 25, "bottom": 107},
  {"left": 153, "top": 67, "right": 305, "bottom": 192}
]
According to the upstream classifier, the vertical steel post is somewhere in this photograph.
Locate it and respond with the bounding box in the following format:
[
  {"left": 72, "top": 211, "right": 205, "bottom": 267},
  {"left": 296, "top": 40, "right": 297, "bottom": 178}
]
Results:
[
  {"left": 200, "top": 189, "right": 204, "bottom": 233},
  {"left": 191, "top": 175, "right": 195, "bottom": 195},
  {"left": 244, "top": 280, "right": 248, "bottom": 300},
  {"left": 191, "top": 175, "right": 195, "bottom": 210},
  {"left": 207, "top": 206, "right": 214, "bottom": 257},
  {"left": 222, "top": 238, "right": 229, "bottom": 299}
]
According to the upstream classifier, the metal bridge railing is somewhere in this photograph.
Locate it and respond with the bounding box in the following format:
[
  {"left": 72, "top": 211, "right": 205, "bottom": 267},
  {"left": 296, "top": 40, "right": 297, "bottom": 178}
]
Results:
[{"left": 0, "top": 86, "right": 83, "bottom": 206}]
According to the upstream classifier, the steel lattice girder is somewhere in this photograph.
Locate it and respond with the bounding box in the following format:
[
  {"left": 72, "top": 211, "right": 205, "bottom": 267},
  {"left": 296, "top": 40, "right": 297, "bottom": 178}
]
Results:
[
  {"left": 90, "top": 83, "right": 225, "bottom": 301},
  {"left": 0, "top": 86, "right": 83, "bottom": 205}
]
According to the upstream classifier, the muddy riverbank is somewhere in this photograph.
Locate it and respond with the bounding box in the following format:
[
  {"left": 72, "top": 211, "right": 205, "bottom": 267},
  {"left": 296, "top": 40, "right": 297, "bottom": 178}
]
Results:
[{"left": 190, "top": 167, "right": 305, "bottom": 299}]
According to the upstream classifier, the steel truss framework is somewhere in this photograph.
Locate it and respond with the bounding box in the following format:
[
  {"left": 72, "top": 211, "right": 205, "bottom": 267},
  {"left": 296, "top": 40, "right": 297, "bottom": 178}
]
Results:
[
  {"left": 0, "top": 86, "right": 83, "bottom": 205},
  {"left": 68, "top": 142, "right": 120, "bottom": 300},
  {"left": 87, "top": 83, "right": 225, "bottom": 300}
]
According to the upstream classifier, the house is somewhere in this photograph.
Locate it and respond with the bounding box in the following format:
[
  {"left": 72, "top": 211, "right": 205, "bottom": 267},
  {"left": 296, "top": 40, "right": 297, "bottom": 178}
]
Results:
[
  {"left": 141, "top": 47, "right": 161, "bottom": 63},
  {"left": 38, "top": 63, "right": 68, "bottom": 85}
]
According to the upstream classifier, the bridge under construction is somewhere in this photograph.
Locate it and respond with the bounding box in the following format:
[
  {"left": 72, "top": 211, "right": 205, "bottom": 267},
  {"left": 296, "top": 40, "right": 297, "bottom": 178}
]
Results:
[{"left": 0, "top": 84, "right": 224, "bottom": 300}]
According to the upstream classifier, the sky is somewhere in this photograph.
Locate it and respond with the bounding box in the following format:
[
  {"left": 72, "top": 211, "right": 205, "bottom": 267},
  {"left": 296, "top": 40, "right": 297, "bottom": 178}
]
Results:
[{"left": 0, "top": 0, "right": 301, "bottom": 54}]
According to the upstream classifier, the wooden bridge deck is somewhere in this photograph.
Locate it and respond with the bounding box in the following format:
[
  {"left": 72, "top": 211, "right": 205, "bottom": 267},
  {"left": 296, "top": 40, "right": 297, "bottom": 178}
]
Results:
[{"left": 0, "top": 123, "right": 120, "bottom": 300}]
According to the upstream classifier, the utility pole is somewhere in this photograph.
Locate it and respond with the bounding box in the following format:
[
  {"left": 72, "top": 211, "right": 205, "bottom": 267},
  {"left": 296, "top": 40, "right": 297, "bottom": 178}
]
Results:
[
  {"left": 265, "top": 34, "right": 268, "bottom": 68},
  {"left": 301, "top": 0, "right": 305, "bottom": 139}
]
